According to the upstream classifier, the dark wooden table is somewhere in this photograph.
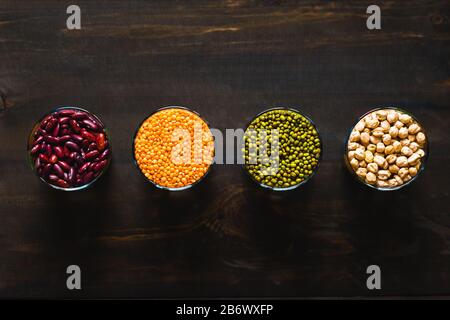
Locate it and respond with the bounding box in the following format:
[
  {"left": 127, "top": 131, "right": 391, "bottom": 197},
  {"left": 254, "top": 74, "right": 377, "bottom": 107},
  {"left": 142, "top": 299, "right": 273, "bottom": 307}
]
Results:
[{"left": 0, "top": 0, "right": 449, "bottom": 299}]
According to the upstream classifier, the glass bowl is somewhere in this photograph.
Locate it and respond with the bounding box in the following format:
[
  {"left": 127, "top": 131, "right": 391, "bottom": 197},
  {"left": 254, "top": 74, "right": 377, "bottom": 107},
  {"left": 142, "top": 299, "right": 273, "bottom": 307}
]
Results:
[
  {"left": 27, "top": 106, "right": 112, "bottom": 191},
  {"left": 243, "top": 107, "right": 323, "bottom": 191},
  {"left": 132, "top": 106, "right": 214, "bottom": 191},
  {"left": 344, "top": 107, "right": 429, "bottom": 191}
]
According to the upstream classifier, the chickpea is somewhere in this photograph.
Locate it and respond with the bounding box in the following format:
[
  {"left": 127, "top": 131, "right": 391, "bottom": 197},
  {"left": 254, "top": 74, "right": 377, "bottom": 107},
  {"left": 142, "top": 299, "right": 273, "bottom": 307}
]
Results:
[
  {"left": 416, "top": 149, "right": 425, "bottom": 158},
  {"left": 374, "top": 155, "right": 386, "bottom": 167},
  {"left": 408, "top": 134, "right": 416, "bottom": 142},
  {"left": 347, "top": 142, "right": 359, "bottom": 150},
  {"left": 398, "top": 167, "right": 409, "bottom": 179},
  {"left": 389, "top": 164, "right": 399, "bottom": 174},
  {"left": 376, "top": 142, "right": 385, "bottom": 153},
  {"left": 378, "top": 170, "right": 391, "bottom": 180},
  {"left": 365, "top": 117, "right": 379, "bottom": 129},
  {"left": 372, "top": 129, "right": 384, "bottom": 138},
  {"left": 354, "top": 148, "right": 365, "bottom": 160},
  {"left": 392, "top": 140, "right": 402, "bottom": 152},
  {"left": 403, "top": 174, "right": 412, "bottom": 182},
  {"left": 399, "top": 114, "right": 412, "bottom": 124},
  {"left": 400, "top": 139, "right": 410, "bottom": 146},
  {"left": 395, "top": 121, "right": 404, "bottom": 129},
  {"left": 380, "top": 120, "right": 391, "bottom": 133},
  {"left": 387, "top": 111, "right": 399, "bottom": 124},
  {"left": 365, "top": 150, "right": 374, "bottom": 163},
  {"left": 416, "top": 132, "right": 426, "bottom": 144},
  {"left": 367, "top": 162, "right": 379, "bottom": 173},
  {"left": 384, "top": 145, "right": 394, "bottom": 155},
  {"left": 409, "top": 167, "right": 418, "bottom": 177},
  {"left": 394, "top": 175, "right": 403, "bottom": 185},
  {"left": 348, "top": 151, "right": 355, "bottom": 160},
  {"left": 398, "top": 127, "right": 409, "bottom": 139},
  {"left": 356, "top": 168, "right": 367, "bottom": 178},
  {"left": 396, "top": 156, "right": 408, "bottom": 167},
  {"left": 401, "top": 146, "right": 413, "bottom": 157},
  {"left": 388, "top": 178, "right": 398, "bottom": 187},
  {"left": 377, "top": 180, "right": 389, "bottom": 188},
  {"left": 409, "top": 142, "right": 419, "bottom": 152},
  {"left": 355, "top": 120, "right": 366, "bottom": 132},
  {"left": 366, "top": 172, "right": 377, "bottom": 184},
  {"left": 359, "top": 161, "right": 367, "bottom": 168},
  {"left": 370, "top": 135, "right": 381, "bottom": 144},
  {"left": 386, "top": 154, "right": 397, "bottom": 164},
  {"left": 360, "top": 132, "right": 370, "bottom": 145},
  {"left": 350, "top": 158, "right": 359, "bottom": 170},
  {"left": 407, "top": 153, "right": 420, "bottom": 166},
  {"left": 389, "top": 126, "right": 398, "bottom": 138},
  {"left": 382, "top": 134, "right": 392, "bottom": 145},
  {"left": 350, "top": 130, "right": 360, "bottom": 142},
  {"left": 407, "top": 123, "right": 420, "bottom": 134},
  {"left": 367, "top": 144, "right": 376, "bottom": 153},
  {"left": 376, "top": 110, "right": 388, "bottom": 120}
]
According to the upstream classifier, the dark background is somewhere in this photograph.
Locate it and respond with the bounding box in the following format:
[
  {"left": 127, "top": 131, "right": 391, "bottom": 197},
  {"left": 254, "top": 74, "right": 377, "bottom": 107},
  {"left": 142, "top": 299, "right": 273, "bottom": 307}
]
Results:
[{"left": 0, "top": 0, "right": 449, "bottom": 298}]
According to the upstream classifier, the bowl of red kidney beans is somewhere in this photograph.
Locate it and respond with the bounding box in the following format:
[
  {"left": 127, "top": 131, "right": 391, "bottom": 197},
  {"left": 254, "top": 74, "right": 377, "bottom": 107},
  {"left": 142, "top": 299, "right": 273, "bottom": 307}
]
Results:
[{"left": 27, "top": 106, "right": 111, "bottom": 191}]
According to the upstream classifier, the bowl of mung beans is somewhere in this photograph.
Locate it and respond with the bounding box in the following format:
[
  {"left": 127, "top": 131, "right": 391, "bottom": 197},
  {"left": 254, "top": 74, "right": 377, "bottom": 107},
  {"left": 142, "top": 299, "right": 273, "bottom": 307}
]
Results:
[
  {"left": 133, "top": 106, "right": 215, "bottom": 191},
  {"left": 243, "top": 107, "right": 322, "bottom": 191}
]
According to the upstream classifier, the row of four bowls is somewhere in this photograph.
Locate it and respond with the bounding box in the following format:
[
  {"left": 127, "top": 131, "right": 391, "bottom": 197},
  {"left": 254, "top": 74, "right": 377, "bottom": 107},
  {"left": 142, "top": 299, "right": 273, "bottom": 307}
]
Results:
[{"left": 27, "top": 106, "right": 428, "bottom": 192}]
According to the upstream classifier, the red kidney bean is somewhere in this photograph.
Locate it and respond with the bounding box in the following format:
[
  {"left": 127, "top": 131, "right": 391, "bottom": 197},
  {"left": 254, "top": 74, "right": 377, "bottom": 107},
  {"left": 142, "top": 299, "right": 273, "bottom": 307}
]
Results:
[
  {"left": 68, "top": 167, "right": 76, "bottom": 184},
  {"left": 59, "top": 135, "right": 72, "bottom": 143},
  {"left": 58, "top": 109, "right": 75, "bottom": 117},
  {"left": 76, "top": 156, "right": 85, "bottom": 166},
  {"left": 87, "top": 142, "right": 97, "bottom": 151},
  {"left": 82, "top": 119, "right": 100, "bottom": 131},
  {"left": 79, "top": 162, "right": 90, "bottom": 174},
  {"left": 42, "top": 163, "right": 52, "bottom": 177},
  {"left": 45, "top": 118, "right": 58, "bottom": 131},
  {"left": 30, "top": 144, "right": 41, "bottom": 155},
  {"left": 49, "top": 154, "right": 58, "bottom": 164},
  {"left": 46, "top": 144, "right": 53, "bottom": 157},
  {"left": 59, "top": 117, "right": 70, "bottom": 124},
  {"left": 71, "top": 134, "right": 83, "bottom": 142},
  {"left": 60, "top": 128, "right": 70, "bottom": 136},
  {"left": 39, "top": 153, "right": 49, "bottom": 163},
  {"left": 44, "top": 135, "right": 60, "bottom": 145},
  {"left": 80, "top": 129, "right": 96, "bottom": 142},
  {"left": 53, "top": 163, "right": 65, "bottom": 179},
  {"left": 63, "top": 145, "right": 71, "bottom": 157},
  {"left": 58, "top": 160, "right": 71, "bottom": 172},
  {"left": 54, "top": 146, "right": 64, "bottom": 158},
  {"left": 98, "top": 149, "right": 110, "bottom": 161},
  {"left": 70, "top": 119, "right": 81, "bottom": 133},
  {"left": 82, "top": 171, "right": 94, "bottom": 184},
  {"left": 65, "top": 141, "right": 80, "bottom": 151},
  {"left": 94, "top": 160, "right": 108, "bottom": 172},
  {"left": 52, "top": 123, "right": 60, "bottom": 137},
  {"left": 96, "top": 133, "right": 106, "bottom": 150},
  {"left": 48, "top": 174, "right": 59, "bottom": 183},
  {"left": 56, "top": 179, "right": 70, "bottom": 188},
  {"left": 85, "top": 150, "right": 99, "bottom": 160},
  {"left": 40, "top": 142, "right": 47, "bottom": 152},
  {"left": 33, "top": 135, "right": 44, "bottom": 146},
  {"left": 81, "top": 139, "right": 90, "bottom": 149}
]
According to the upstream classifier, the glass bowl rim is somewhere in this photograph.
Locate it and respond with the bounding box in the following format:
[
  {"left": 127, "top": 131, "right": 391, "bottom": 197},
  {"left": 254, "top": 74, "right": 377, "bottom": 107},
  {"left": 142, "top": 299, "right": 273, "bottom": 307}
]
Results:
[
  {"left": 131, "top": 105, "right": 215, "bottom": 191},
  {"left": 242, "top": 106, "right": 323, "bottom": 191},
  {"left": 27, "top": 105, "right": 112, "bottom": 192},
  {"left": 344, "top": 106, "right": 429, "bottom": 191}
]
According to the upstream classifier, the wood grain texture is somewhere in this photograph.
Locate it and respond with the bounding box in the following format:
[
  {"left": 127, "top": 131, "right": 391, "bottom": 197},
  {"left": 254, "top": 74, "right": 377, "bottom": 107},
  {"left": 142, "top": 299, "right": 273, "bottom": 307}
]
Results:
[{"left": 0, "top": 0, "right": 449, "bottom": 298}]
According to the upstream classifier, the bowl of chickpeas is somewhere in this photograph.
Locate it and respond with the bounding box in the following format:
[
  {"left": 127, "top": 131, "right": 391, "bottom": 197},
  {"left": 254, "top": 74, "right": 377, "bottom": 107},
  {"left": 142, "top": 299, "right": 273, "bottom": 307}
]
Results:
[
  {"left": 133, "top": 106, "right": 215, "bottom": 191},
  {"left": 345, "top": 107, "right": 429, "bottom": 191}
]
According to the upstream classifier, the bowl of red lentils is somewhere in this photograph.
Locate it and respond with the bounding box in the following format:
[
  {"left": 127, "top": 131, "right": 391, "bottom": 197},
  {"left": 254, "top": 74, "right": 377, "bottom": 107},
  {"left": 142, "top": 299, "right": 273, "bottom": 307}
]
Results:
[{"left": 133, "top": 106, "right": 215, "bottom": 191}]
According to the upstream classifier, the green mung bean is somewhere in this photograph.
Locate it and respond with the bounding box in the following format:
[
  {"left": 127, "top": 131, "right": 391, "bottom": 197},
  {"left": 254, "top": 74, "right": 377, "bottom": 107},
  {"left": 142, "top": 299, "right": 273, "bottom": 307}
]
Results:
[{"left": 244, "top": 109, "right": 321, "bottom": 189}]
